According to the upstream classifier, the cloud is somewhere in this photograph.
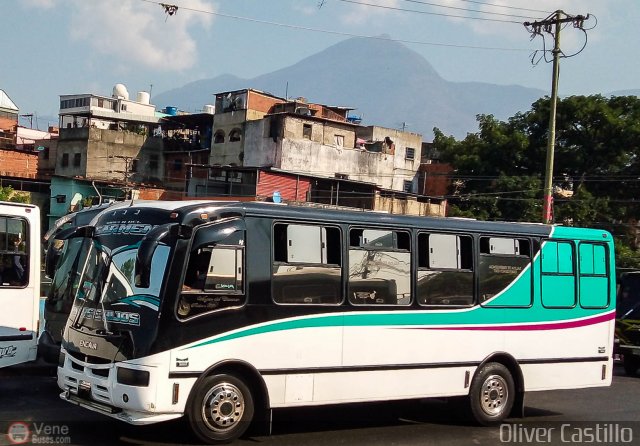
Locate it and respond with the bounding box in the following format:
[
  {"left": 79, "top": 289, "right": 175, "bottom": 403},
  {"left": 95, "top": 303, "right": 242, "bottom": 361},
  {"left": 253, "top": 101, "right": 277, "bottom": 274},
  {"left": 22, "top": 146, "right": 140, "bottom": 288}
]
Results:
[{"left": 68, "top": 0, "right": 215, "bottom": 72}]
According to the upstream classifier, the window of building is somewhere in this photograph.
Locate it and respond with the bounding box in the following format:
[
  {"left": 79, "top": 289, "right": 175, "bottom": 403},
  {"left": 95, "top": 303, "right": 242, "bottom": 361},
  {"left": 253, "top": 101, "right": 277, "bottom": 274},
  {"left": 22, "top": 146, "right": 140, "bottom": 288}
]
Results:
[
  {"left": 42, "top": 147, "right": 49, "bottom": 160},
  {"left": 406, "top": 147, "right": 416, "bottom": 160},
  {"left": 229, "top": 128, "right": 242, "bottom": 142},
  {"left": 0, "top": 217, "right": 29, "bottom": 287},
  {"left": 541, "top": 240, "right": 576, "bottom": 308},
  {"left": 403, "top": 180, "right": 413, "bottom": 193},
  {"left": 73, "top": 153, "right": 81, "bottom": 167},
  {"left": 272, "top": 223, "right": 342, "bottom": 305},
  {"left": 121, "top": 104, "right": 127, "bottom": 112},
  {"left": 213, "top": 130, "right": 225, "bottom": 144},
  {"left": 173, "top": 159, "right": 183, "bottom": 171},
  {"left": 334, "top": 135, "right": 344, "bottom": 148},
  {"left": 131, "top": 159, "right": 139, "bottom": 173},
  {"left": 348, "top": 228, "right": 411, "bottom": 306},
  {"left": 479, "top": 237, "right": 532, "bottom": 307},
  {"left": 303, "top": 124, "right": 312, "bottom": 139},
  {"left": 578, "top": 242, "right": 609, "bottom": 308},
  {"left": 61, "top": 153, "right": 69, "bottom": 167},
  {"left": 417, "top": 233, "right": 473, "bottom": 306},
  {"left": 149, "top": 154, "right": 159, "bottom": 172}
]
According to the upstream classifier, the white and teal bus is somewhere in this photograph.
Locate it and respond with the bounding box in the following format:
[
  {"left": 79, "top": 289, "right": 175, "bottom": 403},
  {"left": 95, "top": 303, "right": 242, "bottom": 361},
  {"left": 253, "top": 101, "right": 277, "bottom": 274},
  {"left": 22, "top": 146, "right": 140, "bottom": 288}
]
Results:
[
  {"left": 0, "top": 201, "right": 41, "bottom": 368},
  {"left": 57, "top": 201, "right": 615, "bottom": 443}
]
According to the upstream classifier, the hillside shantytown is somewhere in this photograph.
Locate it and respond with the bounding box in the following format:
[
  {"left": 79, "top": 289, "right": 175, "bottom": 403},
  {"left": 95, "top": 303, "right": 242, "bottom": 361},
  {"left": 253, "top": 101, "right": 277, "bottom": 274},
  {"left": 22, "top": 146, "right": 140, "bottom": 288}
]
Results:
[{"left": 0, "top": 84, "right": 450, "bottom": 231}]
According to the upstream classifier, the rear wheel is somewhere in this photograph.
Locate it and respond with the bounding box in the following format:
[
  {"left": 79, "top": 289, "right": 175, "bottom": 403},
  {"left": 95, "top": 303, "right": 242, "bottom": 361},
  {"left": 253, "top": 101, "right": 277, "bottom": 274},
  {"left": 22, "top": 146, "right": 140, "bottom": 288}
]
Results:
[
  {"left": 468, "top": 362, "right": 515, "bottom": 426},
  {"left": 187, "top": 374, "right": 255, "bottom": 444}
]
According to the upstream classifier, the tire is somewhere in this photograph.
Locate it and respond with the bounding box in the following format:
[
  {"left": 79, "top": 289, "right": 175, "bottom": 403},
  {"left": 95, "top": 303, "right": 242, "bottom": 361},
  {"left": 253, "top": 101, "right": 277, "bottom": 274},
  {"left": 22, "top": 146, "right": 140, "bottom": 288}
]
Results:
[
  {"left": 468, "top": 362, "right": 515, "bottom": 426},
  {"left": 623, "top": 354, "right": 639, "bottom": 376},
  {"left": 187, "top": 374, "right": 255, "bottom": 444}
]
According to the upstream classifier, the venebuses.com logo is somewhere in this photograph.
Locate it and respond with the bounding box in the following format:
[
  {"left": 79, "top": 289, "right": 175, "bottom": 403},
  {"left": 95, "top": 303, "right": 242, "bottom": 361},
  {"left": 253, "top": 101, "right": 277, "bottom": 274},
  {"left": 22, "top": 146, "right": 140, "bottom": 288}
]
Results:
[{"left": 7, "top": 421, "right": 71, "bottom": 445}]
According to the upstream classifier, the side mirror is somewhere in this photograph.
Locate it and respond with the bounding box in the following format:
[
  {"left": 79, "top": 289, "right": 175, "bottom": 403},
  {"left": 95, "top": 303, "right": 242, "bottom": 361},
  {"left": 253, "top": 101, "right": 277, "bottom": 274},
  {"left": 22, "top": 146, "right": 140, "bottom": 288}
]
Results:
[
  {"left": 135, "top": 223, "right": 182, "bottom": 288},
  {"left": 44, "top": 241, "right": 62, "bottom": 279},
  {"left": 44, "top": 225, "right": 94, "bottom": 279}
]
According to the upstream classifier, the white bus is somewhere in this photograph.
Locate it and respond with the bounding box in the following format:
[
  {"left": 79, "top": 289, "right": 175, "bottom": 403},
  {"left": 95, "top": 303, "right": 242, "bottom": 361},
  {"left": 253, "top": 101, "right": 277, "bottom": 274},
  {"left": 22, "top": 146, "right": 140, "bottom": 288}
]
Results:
[
  {"left": 0, "top": 202, "right": 41, "bottom": 368},
  {"left": 57, "top": 201, "right": 615, "bottom": 443}
]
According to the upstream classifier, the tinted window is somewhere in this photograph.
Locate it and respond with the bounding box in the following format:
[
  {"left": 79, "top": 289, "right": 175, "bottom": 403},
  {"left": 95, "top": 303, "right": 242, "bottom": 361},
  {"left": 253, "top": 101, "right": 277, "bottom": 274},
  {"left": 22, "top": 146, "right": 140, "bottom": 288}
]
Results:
[
  {"left": 348, "top": 228, "right": 411, "bottom": 306},
  {"left": 0, "top": 217, "right": 29, "bottom": 287}
]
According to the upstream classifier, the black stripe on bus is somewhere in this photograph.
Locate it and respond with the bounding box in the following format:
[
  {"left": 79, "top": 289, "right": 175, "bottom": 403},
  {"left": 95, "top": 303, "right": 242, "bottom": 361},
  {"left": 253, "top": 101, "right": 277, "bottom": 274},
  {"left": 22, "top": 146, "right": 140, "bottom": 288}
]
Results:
[
  {"left": 167, "top": 356, "right": 609, "bottom": 379},
  {"left": 0, "top": 333, "right": 33, "bottom": 342}
]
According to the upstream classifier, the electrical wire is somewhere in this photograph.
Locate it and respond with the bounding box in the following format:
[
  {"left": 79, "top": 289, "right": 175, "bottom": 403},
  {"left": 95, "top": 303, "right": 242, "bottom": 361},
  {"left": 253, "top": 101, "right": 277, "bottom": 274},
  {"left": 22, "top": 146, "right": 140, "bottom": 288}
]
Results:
[
  {"left": 138, "top": 0, "right": 534, "bottom": 52},
  {"left": 423, "top": 0, "right": 552, "bottom": 15},
  {"left": 333, "top": 0, "right": 528, "bottom": 23}
]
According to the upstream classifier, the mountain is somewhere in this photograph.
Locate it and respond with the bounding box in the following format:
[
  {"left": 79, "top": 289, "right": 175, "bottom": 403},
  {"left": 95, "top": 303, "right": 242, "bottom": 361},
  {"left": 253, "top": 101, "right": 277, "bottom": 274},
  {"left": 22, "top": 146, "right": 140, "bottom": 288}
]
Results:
[{"left": 153, "top": 37, "right": 547, "bottom": 139}]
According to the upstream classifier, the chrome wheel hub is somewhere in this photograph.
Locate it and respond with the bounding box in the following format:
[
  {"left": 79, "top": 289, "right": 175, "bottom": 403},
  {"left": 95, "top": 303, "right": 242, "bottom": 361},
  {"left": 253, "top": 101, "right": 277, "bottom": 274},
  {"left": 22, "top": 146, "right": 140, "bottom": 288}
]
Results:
[
  {"left": 202, "top": 382, "right": 245, "bottom": 432},
  {"left": 480, "top": 374, "right": 508, "bottom": 416}
]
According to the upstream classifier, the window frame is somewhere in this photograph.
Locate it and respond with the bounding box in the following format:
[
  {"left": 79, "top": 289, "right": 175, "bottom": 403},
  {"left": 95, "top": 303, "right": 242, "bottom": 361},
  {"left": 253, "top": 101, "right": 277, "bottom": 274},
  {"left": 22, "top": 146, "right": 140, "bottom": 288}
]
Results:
[
  {"left": 478, "top": 235, "right": 534, "bottom": 308},
  {"left": 416, "top": 231, "right": 475, "bottom": 308},
  {"left": 176, "top": 220, "right": 247, "bottom": 321},
  {"left": 540, "top": 239, "right": 578, "bottom": 309},
  {"left": 271, "top": 221, "right": 344, "bottom": 306},
  {"left": 0, "top": 216, "right": 30, "bottom": 289},
  {"left": 347, "top": 226, "right": 412, "bottom": 307},
  {"left": 577, "top": 241, "right": 610, "bottom": 309}
]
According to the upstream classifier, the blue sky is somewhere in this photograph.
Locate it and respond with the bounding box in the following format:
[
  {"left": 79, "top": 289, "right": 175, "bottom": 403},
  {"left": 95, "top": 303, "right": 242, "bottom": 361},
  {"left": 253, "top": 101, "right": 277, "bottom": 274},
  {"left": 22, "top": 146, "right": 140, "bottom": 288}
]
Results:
[{"left": 2, "top": 0, "right": 638, "bottom": 129}]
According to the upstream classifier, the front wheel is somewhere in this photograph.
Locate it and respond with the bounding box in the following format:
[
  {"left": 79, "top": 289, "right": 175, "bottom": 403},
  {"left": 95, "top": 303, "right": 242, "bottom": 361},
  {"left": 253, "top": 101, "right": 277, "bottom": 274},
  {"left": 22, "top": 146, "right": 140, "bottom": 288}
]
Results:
[
  {"left": 468, "top": 362, "right": 515, "bottom": 426},
  {"left": 187, "top": 374, "right": 255, "bottom": 444}
]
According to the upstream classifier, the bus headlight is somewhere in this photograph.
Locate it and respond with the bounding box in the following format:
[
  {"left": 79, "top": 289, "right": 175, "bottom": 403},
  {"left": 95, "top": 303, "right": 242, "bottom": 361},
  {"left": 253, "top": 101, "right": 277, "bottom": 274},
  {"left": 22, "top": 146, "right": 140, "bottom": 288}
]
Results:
[{"left": 117, "top": 367, "right": 150, "bottom": 387}]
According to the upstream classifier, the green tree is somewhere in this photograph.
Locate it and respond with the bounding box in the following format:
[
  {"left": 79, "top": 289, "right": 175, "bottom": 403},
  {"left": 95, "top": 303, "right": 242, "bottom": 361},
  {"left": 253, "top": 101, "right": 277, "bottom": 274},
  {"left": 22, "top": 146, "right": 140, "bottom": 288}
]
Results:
[
  {"left": 433, "top": 95, "right": 640, "bottom": 266},
  {"left": 0, "top": 186, "right": 30, "bottom": 203}
]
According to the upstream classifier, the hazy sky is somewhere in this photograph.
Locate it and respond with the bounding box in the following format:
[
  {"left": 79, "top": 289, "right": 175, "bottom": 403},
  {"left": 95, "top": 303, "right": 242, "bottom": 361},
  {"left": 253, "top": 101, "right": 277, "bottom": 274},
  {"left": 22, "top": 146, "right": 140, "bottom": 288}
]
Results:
[{"left": 2, "top": 0, "right": 638, "bottom": 129}]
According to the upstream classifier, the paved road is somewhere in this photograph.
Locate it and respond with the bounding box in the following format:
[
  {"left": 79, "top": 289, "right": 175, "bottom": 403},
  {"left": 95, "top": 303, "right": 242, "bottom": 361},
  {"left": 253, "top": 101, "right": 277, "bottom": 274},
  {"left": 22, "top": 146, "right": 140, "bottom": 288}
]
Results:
[{"left": 0, "top": 364, "right": 639, "bottom": 445}]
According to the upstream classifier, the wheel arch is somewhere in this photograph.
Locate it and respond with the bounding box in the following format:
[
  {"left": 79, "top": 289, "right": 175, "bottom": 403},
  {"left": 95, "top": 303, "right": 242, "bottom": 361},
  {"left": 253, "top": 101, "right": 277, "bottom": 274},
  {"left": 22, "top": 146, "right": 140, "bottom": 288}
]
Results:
[
  {"left": 187, "top": 359, "right": 271, "bottom": 433},
  {"left": 477, "top": 351, "right": 525, "bottom": 418}
]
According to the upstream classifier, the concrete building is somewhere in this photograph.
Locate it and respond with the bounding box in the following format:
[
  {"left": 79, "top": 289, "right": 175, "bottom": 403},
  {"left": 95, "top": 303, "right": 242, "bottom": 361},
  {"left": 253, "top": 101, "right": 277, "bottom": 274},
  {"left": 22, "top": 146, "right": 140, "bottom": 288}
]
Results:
[{"left": 56, "top": 84, "right": 164, "bottom": 185}]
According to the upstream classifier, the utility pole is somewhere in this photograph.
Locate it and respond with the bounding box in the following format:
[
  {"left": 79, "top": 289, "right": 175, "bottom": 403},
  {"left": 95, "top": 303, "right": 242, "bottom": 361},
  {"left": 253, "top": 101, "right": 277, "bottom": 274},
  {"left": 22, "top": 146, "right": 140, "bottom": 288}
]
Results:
[{"left": 524, "top": 11, "right": 590, "bottom": 224}]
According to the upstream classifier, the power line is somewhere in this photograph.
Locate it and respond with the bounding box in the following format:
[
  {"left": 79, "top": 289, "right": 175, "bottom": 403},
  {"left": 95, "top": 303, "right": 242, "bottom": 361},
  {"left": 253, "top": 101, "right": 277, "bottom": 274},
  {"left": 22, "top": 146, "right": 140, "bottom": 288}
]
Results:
[
  {"left": 140, "top": 0, "right": 534, "bottom": 52},
  {"left": 425, "top": 0, "right": 552, "bottom": 15},
  {"left": 333, "top": 0, "right": 529, "bottom": 23}
]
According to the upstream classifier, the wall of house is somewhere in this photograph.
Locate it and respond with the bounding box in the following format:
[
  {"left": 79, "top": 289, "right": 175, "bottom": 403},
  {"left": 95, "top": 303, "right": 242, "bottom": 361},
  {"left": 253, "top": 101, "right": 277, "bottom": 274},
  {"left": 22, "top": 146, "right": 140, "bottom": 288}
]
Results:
[
  {"left": 356, "top": 126, "right": 422, "bottom": 191},
  {"left": 55, "top": 128, "right": 164, "bottom": 183},
  {"left": 0, "top": 149, "right": 39, "bottom": 178},
  {"left": 373, "top": 193, "right": 446, "bottom": 217}
]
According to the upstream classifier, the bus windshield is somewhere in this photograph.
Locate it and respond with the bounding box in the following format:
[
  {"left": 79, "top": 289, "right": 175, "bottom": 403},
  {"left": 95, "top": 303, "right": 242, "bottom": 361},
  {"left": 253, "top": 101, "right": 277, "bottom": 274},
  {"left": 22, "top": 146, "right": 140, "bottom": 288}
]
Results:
[{"left": 70, "top": 236, "right": 171, "bottom": 332}]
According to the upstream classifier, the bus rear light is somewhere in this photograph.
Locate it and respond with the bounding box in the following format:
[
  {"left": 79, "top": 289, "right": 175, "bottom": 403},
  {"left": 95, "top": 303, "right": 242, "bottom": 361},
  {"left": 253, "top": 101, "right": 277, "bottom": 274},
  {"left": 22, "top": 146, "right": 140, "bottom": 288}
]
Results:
[
  {"left": 117, "top": 367, "right": 150, "bottom": 387},
  {"left": 172, "top": 383, "right": 179, "bottom": 405}
]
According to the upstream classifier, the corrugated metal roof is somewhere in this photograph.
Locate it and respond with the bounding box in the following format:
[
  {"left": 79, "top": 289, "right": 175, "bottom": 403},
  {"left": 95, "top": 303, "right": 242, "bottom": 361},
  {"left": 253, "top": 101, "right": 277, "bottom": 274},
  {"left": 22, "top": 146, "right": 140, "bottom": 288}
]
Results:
[{"left": 0, "top": 89, "right": 19, "bottom": 112}]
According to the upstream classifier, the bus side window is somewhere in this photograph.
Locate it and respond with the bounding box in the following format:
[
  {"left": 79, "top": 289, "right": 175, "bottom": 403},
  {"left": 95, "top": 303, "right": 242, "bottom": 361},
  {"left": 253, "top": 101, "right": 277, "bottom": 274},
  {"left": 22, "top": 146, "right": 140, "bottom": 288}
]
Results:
[
  {"left": 272, "top": 223, "right": 342, "bottom": 305},
  {"left": 178, "top": 223, "right": 246, "bottom": 320},
  {"left": 0, "top": 217, "right": 29, "bottom": 287},
  {"left": 479, "top": 237, "right": 532, "bottom": 307},
  {"left": 348, "top": 228, "right": 411, "bottom": 306},
  {"left": 417, "top": 233, "right": 473, "bottom": 306}
]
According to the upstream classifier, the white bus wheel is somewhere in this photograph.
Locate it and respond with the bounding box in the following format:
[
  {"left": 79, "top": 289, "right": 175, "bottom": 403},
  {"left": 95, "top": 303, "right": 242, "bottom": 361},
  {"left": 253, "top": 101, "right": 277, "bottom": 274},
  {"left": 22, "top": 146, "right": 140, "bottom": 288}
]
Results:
[
  {"left": 187, "top": 374, "right": 255, "bottom": 444},
  {"left": 468, "top": 362, "right": 515, "bottom": 426}
]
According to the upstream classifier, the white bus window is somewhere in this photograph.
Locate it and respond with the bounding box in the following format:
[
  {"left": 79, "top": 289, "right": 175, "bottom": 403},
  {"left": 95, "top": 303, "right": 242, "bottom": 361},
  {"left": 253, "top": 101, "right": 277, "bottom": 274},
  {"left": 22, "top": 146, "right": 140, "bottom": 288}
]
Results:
[{"left": 0, "top": 217, "right": 29, "bottom": 287}]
